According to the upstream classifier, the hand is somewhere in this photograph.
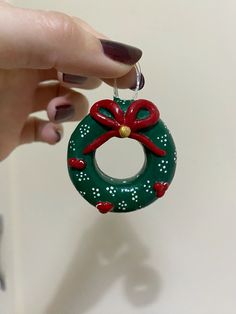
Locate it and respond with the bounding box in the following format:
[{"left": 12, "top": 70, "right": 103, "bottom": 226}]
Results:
[{"left": 0, "top": 1, "right": 143, "bottom": 161}]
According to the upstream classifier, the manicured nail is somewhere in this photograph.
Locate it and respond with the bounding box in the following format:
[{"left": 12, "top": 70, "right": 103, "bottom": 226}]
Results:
[
  {"left": 55, "top": 104, "right": 75, "bottom": 122},
  {"left": 63, "top": 73, "right": 87, "bottom": 84},
  {"left": 100, "top": 39, "right": 142, "bottom": 65},
  {"left": 130, "top": 73, "right": 145, "bottom": 91}
]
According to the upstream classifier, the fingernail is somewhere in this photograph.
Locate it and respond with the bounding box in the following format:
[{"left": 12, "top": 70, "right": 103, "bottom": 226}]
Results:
[
  {"left": 63, "top": 73, "right": 87, "bottom": 84},
  {"left": 130, "top": 73, "right": 145, "bottom": 91},
  {"left": 55, "top": 129, "right": 63, "bottom": 142},
  {"left": 100, "top": 39, "right": 142, "bottom": 65},
  {"left": 55, "top": 104, "right": 75, "bottom": 122}
]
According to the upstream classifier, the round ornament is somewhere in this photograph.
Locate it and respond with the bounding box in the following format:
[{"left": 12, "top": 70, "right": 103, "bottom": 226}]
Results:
[{"left": 67, "top": 68, "right": 177, "bottom": 214}]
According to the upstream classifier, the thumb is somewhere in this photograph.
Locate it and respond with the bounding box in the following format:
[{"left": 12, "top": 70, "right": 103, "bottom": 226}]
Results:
[{"left": 0, "top": 3, "right": 142, "bottom": 78}]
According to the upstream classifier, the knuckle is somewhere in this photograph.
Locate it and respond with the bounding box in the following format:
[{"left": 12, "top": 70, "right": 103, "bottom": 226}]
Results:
[{"left": 46, "top": 11, "right": 78, "bottom": 42}]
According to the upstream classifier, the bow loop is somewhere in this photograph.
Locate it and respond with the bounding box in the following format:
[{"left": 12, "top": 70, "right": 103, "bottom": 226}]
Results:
[
  {"left": 125, "top": 99, "right": 160, "bottom": 131},
  {"left": 90, "top": 99, "right": 124, "bottom": 129}
]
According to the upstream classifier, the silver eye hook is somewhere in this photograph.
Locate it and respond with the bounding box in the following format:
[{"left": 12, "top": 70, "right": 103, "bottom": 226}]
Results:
[{"left": 113, "top": 63, "right": 142, "bottom": 100}]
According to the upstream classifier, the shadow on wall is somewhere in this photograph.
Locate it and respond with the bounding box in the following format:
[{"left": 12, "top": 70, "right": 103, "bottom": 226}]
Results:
[{"left": 46, "top": 214, "right": 161, "bottom": 314}]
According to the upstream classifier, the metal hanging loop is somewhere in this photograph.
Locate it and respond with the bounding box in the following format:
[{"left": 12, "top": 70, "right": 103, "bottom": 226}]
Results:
[{"left": 113, "top": 63, "right": 142, "bottom": 100}]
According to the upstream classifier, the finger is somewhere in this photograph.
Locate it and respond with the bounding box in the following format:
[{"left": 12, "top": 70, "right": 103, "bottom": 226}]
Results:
[
  {"left": 103, "top": 67, "right": 145, "bottom": 91},
  {"left": 104, "top": 67, "right": 137, "bottom": 89},
  {"left": 59, "top": 67, "right": 144, "bottom": 92},
  {"left": 47, "top": 94, "right": 89, "bottom": 123},
  {"left": 37, "top": 69, "right": 102, "bottom": 89},
  {"left": 0, "top": 2, "right": 11, "bottom": 7},
  {"left": 0, "top": 5, "right": 142, "bottom": 78},
  {"left": 57, "top": 72, "right": 102, "bottom": 90},
  {"left": 71, "top": 16, "right": 107, "bottom": 39},
  {"left": 20, "top": 117, "right": 63, "bottom": 145},
  {"left": 38, "top": 68, "right": 58, "bottom": 82},
  {"left": 33, "top": 82, "right": 89, "bottom": 122}
]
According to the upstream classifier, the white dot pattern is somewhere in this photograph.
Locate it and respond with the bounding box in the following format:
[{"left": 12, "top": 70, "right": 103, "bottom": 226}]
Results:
[
  {"left": 121, "top": 187, "right": 130, "bottom": 193},
  {"left": 163, "top": 123, "right": 172, "bottom": 135},
  {"left": 76, "top": 172, "right": 90, "bottom": 181},
  {"left": 92, "top": 187, "right": 101, "bottom": 199},
  {"left": 158, "top": 160, "right": 169, "bottom": 174},
  {"left": 131, "top": 188, "right": 138, "bottom": 203},
  {"left": 106, "top": 186, "right": 117, "bottom": 197},
  {"left": 118, "top": 200, "right": 128, "bottom": 210},
  {"left": 157, "top": 134, "right": 168, "bottom": 147},
  {"left": 143, "top": 180, "right": 153, "bottom": 194},
  {"left": 79, "top": 124, "right": 91, "bottom": 138},
  {"left": 69, "top": 140, "right": 76, "bottom": 151},
  {"left": 174, "top": 151, "right": 177, "bottom": 163}
]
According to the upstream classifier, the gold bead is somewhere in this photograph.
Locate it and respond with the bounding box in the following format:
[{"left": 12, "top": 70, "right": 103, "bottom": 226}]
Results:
[{"left": 119, "top": 125, "right": 131, "bottom": 138}]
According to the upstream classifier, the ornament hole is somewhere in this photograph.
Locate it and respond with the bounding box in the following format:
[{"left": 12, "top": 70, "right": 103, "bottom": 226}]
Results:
[{"left": 95, "top": 138, "right": 146, "bottom": 179}]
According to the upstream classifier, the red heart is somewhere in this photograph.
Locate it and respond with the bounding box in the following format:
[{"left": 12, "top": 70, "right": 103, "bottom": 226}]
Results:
[
  {"left": 96, "top": 201, "right": 114, "bottom": 214},
  {"left": 68, "top": 158, "right": 86, "bottom": 170},
  {"left": 153, "top": 182, "right": 169, "bottom": 198}
]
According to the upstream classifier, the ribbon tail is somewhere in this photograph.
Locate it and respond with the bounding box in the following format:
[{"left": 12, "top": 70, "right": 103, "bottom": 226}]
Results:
[
  {"left": 83, "top": 130, "right": 118, "bottom": 154},
  {"left": 130, "top": 133, "right": 166, "bottom": 156}
]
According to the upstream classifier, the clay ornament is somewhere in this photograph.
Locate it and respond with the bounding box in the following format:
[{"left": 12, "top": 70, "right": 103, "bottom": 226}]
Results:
[{"left": 67, "top": 96, "right": 177, "bottom": 214}]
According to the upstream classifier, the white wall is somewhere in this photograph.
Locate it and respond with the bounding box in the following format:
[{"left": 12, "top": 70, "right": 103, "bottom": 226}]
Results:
[{"left": 1, "top": 0, "right": 236, "bottom": 313}]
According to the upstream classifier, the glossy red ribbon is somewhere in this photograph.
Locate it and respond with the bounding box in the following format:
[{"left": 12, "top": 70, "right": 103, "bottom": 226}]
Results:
[{"left": 83, "top": 99, "right": 166, "bottom": 156}]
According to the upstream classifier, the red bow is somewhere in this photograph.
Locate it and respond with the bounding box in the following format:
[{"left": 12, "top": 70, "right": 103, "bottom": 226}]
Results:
[{"left": 83, "top": 99, "right": 166, "bottom": 156}]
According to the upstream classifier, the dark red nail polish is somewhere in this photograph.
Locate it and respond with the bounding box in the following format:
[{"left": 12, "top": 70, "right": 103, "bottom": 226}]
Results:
[
  {"left": 100, "top": 39, "right": 142, "bottom": 65},
  {"left": 63, "top": 74, "right": 87, "bottom": 84},
  {"left": 130, "top": 73, "right": 145, "bottom": 91},
  {"left": 55, "top": 104, "right": 75, "bottom": 122}
]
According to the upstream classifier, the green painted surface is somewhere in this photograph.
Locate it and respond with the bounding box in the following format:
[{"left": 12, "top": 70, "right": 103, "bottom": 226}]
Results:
[{"left": 68, "top": 97, "right": 177, "bottom": 213}]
